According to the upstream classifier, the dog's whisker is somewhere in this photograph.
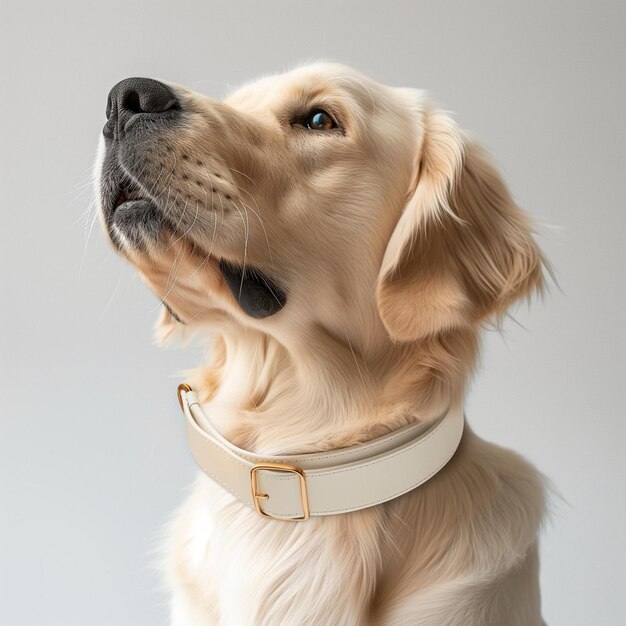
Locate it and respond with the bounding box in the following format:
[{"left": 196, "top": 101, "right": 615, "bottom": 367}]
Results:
[
  {"left": 78, "top": 196, "right": 99, "bottom": 278},
  {"left": 220, "top": 170, "right": 275, "bottom": 269},
  {"left": 167, "top": 195, "right": 202, "bottom": 250},
  {"left": 166, "top": 195, "right": 190, "bottom": 251},
  {"left": 238, "top": 198, "right": 274, "bottom": 269},
  {"left": 83, "top": 199, "right": 100, "bottom": 246},
  {"left": 230, "top": 202, "right": 249, "bottom": 297},
  {"left": 227, "top": 166, "right": 260, "bottom": 191},
  {"left": 155, "top": 159, "right": 178, "bottom": 204},
  {"left": 159, "top": 216, "right": 199, "bottom": 311},
  {"left": 159, "top": 154, "right": 178, "bottom": 220},
  {"left": 158, "top": 194, "right": 207, "bottom": 308},
  {"left": 98, "top": 268, "right": 125, "bottom": 321},
  {"left": 185, "top": 173, "right": 220, "bottom": 280},
  {"left": 186, "top": 250, "right": 214, "bottom": 282},
  {"left": 155, "top": 249, "right": 187, "bottom": 314}
]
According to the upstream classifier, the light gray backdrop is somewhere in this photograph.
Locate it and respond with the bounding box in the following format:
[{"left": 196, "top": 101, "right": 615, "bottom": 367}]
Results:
[{"left": 1, "top": 1, "right": 624, "bottom": 624}]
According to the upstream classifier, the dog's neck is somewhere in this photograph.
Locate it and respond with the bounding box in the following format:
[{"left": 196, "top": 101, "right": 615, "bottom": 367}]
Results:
[{"left": 189, "top": 321, "right": 477, "bottom": 456}]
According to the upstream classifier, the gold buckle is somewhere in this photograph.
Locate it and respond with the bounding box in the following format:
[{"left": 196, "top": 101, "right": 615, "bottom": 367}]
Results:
[{"left": 250, "top": 463, "right": 310, "bottom": 522}]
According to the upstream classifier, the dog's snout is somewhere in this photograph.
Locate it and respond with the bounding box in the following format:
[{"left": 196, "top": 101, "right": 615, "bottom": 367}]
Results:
[{"left": 104, "top": 77, "right": 179, "bottom": 139}]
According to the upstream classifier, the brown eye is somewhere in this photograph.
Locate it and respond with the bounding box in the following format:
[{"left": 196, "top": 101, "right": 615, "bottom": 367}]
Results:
[{"left": 305, "top": 109, "right": 336, "bottom": 131}]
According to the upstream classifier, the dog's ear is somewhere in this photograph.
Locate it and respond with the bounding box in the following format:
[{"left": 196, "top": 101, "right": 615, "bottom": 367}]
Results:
[{"left": 377, "top": 106, "right": 545, "bottom": 342}]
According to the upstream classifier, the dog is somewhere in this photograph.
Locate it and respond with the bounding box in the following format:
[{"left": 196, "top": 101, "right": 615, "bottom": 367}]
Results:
[{"left": 96, "top": 63, "right": 548, "bottom": 625}]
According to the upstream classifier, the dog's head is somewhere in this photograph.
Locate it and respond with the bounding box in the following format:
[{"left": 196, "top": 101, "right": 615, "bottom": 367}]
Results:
[{"left": 96, "top": 63, "right": 544, "bottom": 364}]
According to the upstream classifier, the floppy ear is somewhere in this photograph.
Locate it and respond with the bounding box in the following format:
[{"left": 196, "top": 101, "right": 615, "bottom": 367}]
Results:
[{"left": 377, "top": 106, "right": 545, "bottom": 342}]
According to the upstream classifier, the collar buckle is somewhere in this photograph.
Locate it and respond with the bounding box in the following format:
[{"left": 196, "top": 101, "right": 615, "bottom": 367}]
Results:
[{"left": 250, "top": 463, "right": 310, "bottom": 521}]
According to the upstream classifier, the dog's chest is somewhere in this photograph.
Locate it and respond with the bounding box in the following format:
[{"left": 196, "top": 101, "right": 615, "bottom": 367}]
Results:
[{"left": 169, "top": 475, "right": 383, "bottom": 624}]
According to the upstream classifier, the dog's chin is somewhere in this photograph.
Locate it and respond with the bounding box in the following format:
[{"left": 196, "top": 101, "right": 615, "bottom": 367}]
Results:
[
  {"left": 100, "top": 166, "right": 174, "bottom": 252},
  {"left": 110, "top": 199, "right": 172, "bottom": 249}
]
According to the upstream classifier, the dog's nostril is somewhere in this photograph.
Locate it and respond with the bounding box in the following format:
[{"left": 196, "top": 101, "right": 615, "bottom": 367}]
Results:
[
  {"left": 104, "top": 77, "right": 180, "bottom": 136},
  {"left": 116, "top": 78, "right": 179, "bottom": 115},
  {"left": 122, "top": 90, "right": 142, "bottom": 114}
]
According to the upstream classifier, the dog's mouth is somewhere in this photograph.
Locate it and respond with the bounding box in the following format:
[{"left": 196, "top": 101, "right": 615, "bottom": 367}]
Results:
[
  {"left": 113, "top": 178, "right": 148, "bottom": 210},
  {"left": 218, "top": 260, "right": 287, "bottom": 319},
  {"left": 103, "top": 170, "right": 170, "bottom": 250},
  {"left": 110, "top": 173, "right": 161, "bottom": 221},
  {"left": 101, "top": 165, "right": 287, "bottom": 319}
]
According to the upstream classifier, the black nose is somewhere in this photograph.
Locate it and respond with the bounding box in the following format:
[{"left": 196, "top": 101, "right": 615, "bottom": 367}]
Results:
[{"left": 104, "top": 77, "right": 179, "bottom": 139}]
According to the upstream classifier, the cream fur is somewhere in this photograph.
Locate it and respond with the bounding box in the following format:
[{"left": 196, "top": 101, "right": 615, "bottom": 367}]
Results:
[{"left": 96, "top": 63, "right": 548, "bottom": 625}]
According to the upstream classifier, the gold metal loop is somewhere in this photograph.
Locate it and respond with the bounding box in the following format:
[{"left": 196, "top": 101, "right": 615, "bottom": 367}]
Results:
[
  {"left": 177, "top": 383, "right": 192, "bottom": 412},
  {"left": 250, "top": 463, "right": 310, "bottom": 521}
]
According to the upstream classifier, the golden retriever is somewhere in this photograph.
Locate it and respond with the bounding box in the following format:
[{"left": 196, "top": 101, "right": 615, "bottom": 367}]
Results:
[{"left": 96, "top": 63, "right": 547, "bottom": 625}]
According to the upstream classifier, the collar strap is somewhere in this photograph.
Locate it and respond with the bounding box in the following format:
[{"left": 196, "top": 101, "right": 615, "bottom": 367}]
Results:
[{"left": 178, "top": 384, "right": 464, "bottom": 521}]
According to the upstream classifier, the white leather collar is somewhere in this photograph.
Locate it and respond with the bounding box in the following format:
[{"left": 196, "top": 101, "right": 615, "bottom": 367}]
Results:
[{"left": 178, "top": 385, "right": 464, "bottom": 521}]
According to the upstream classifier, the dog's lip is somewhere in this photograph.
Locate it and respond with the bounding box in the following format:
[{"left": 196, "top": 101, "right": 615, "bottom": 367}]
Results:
[
  {"left": 218, "top": 259, "right": 287, "bottom": 319},
  {"left": 114, "top": 188, "right": 128, "bottom": 208},
  {"left": 112, "top": 176, "right": 150, "bottom": 212}
]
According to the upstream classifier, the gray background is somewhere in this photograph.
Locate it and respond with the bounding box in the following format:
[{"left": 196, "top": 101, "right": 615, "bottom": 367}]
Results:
[{"left": 1, "top": 1, "right": 624, "bottom": 624}]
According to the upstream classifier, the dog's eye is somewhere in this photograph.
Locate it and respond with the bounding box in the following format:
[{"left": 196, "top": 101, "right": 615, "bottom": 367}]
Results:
[{"left": 305, "top": 109, "right": 336, "bottom": 131}]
